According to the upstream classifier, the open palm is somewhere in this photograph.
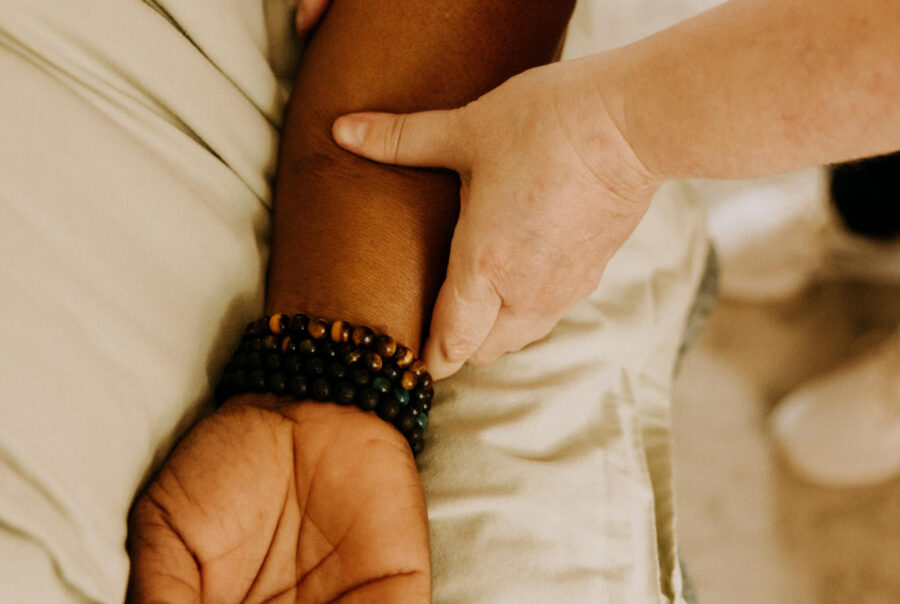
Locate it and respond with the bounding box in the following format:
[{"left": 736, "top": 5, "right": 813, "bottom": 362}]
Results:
[{"left": 127, "top": 395, "right": 430, "bottom": 603}]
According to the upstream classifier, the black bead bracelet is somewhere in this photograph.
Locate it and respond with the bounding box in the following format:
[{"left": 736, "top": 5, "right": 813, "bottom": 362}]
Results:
[{"left": 215, "top": 314, "right": 433, "bottom": 456}]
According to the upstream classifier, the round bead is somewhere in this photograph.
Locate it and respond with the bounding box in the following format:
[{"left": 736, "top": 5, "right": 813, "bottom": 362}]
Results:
[
  {"left": 229, "top": 369, "right": 248, "bottom": 393},
  {"left": 304, "top": 357, "right": 325, "bottom": 377},
  {"left": 319, "top": 340, "right": 338, "bottom": 360},
  {"left": 269, "top": 314, "right": 288, "bottom": 335},
  {"left": 341, "top": 347, "right": 362, "bottom": 366},
  {"left": 284, "top": 355, "right": 303, "bottom": 375},
  {"left": 216, "top": 370, "right": 247, "bottom": 403},
  {"left": 400, "top": 371, "right": 417, "bottom": 391},
  {"left": 394, "top": 345, "right": 414, "bottom": 368},
  {"left": 247, "top": 317, "right": 267, "bottom": 334},
  {"left": 232, "top": 352, "right": 249, "bottom": 369},
  {"left": 261, "top": 335, "right": 280, "bottom": 352},
  {"left": 310, "top": 377, "right": 331, "bottom": 401},
  {"left": 326, "top": 361, "right": 347, "bottom": 380},
  {"left": 376, "top": 397, "right": 400, "bottom": 421},
  {"left": 267, "top": 371, "right": 287, "bottom": 395},
  {"left": 280, "top": 336, "right": 297, "bottom": 354},
  {"left": 263, "top": 353, "right": 281, "bottom": 372},
  {"left": 288, "top": 313, "right": 310, "bottom": 335},
  {"left": 393, "top": 387, "right": 410, "bottom": 407},
  {"left": 330, "top": 320, "right": 351, "bottom": 343},
  {"left": 246, "top": 352, "right": 263, "bottom": 369},
  {"left": 363, "top": 351, "right": 383, "bottom": 373},
  {"left": 415, "top": 412, "right": 428, "bottom": 430},
  {"left": 410, "top": 438, "right": 425, "bottom": 456},
  {"left": 357, "top": 388, "right": 380, "bottom": 411},
  {"left": 409, "top": 359, "right": 427, "bottom": 376},
  {"left": 349, "top": 366, "right": 371, "bottom": 386},
  {"left": 371, "top": 376, "right": 391, "bottom": 394},
  {"left": 374, "top": 335, "right": 396, "bottom": 359},
  {"left": 408, "top": 424, "right": 425, "bottom": 441},
  {"left": 334, "top": 381, "right": 356, "bottom": 406},
  {"left": 412, "top": 386, "right": 433, "bottom": 405},
  {"left": 288, "top": 375, "right": 309, "bottom": 399},
  {"left": 307, "top": 318, "right": 328, "bottom": 339},
  {"left": 351, "top": 326, "right": 374, "bottom": 348},
  {"left": 395, "top": 407, "right": 418, "bottom": 433},
  {"left": 381, "top": 362, "right": 401, "bottom": 382},
  {"left": 248, "top": 369, "right": 267, "bottom": 393},
  {"left": 420, "top": 373, "right": 434, "bottom": 391},
  {"left": 296, "top": 338, "right": 317, "bottom": 356}
]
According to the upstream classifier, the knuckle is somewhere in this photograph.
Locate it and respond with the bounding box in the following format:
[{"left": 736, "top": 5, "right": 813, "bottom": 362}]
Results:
[
  {"left": 384, "top": 113, "right": 409, "bottom": 163},
  {"left": 446, "top": 107, "right": 470, "bottom": 147},
  {"left": 440, "top": 336, "right": 479, "bottom": 363},
  {"left": 473, "top": 248, "right": 508, "bottom": 288},
  {"left": 518, "top": 286, "right": 564, "bottom": 316},
  {"left": 469, "top": 344, "right": 503, "bottom": 366},
  {"left": 467, "top": 354, "right": 493, "bottom": 367}
]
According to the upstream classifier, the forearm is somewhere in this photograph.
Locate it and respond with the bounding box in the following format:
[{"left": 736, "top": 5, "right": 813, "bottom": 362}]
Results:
[
  {"left": 581, "top": 0, "right": 900, "bottom": 180},
  {"left": 267, "top": 0, "right": 574, "bottom": 351}
]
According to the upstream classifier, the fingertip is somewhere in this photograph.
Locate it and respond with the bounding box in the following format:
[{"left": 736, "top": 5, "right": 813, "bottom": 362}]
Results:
[
  {"left": 294, "top": 0, "right": 330, "bottom": 34},
  {"left": 422, "top": 337, "right": 464, "bottom": 381},
  {"left": 294, "top": 9, "right": 308, "bottom": 34},
  {"left": 467, "top": 350, "right": 501, "bottom": 367},
  {"left": 332, "top": 114, "right": 370, "bottom": 151},
  {"left": 424, "top": 268, "right": 502, "bottom": 379}
]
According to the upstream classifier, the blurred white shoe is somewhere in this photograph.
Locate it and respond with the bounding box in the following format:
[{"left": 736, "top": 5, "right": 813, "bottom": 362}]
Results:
[
  {"left": 705, "top": 167, "right": 900, "bottom": 301},
  {"left": 706, "top": 168, "right": 830, "bottom": 301},
  {"left": 769, "top": 331, "right": 900, "bottom": 487}
]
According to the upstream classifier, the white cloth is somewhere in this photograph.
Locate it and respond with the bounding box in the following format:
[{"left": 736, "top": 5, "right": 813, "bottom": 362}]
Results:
[{"left": 0, "top": 1, "right": 711, "bottom": 602}]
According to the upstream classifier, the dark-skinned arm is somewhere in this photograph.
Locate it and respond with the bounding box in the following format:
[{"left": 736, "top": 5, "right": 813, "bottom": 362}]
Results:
[
  {"left": 126, "top": 3, "right": 574, "bottom": 602},
  {"left": 267, "top": 0, "right": 574, "bottom": 348}
]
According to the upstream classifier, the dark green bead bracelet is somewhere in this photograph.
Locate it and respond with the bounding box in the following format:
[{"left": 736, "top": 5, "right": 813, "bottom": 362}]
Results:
[{"left": 216, "top": 313, "right": 434, "bottom": 456}]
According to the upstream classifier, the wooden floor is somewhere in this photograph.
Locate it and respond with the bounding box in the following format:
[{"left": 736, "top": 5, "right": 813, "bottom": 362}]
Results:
[{"left": 672, "top": 280, "right": 900, "bottom": 604}]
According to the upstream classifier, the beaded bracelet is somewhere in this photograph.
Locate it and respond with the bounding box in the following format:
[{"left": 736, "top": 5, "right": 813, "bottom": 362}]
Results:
[{"left": 215, "top": 314, "right": 434, "bottom": 456}]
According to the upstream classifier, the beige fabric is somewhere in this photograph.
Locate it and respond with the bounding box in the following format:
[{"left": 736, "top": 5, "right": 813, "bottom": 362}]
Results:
[
  {"left": 423, "top": 180, "right": 708, "bottom": 603},
  {"left": 0, "top": 1, "right": 710, "bottom": 602}
]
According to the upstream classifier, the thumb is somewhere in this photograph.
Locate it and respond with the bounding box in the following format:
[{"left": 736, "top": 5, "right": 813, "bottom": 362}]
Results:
[
  {"left": 294, "top": 0, "right": 330, "bottom": 34},
  {"left": 423, "top": 257, "right": 502, "bottom": 380},
  {"left": 333, "top": 110, "right": 469, "bottom": 171}
]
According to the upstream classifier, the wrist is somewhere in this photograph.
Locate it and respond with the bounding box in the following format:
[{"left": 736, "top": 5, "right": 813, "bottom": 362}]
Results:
[
  {"left": 216, "top": 314, "right": 433, "bottom": 456},
  {"left": 220, "top": 392, "right": 417, "bottom": 460},
  {"left": 554, "top": 54, "right": 664, "bottom": 194},
  {"left": 268, "top": 140, "right": 459, "bottom": 355}
]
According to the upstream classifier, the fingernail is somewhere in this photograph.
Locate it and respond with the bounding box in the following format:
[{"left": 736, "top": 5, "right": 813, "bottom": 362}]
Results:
[
  {"left": 423, "top": 339, "right": 459, "bottom": 381},
  {"left": 333, "top": 116, "right": 368, "bottom": 149}
]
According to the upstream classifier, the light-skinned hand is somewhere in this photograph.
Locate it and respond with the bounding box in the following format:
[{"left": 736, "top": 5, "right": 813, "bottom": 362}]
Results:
[{"left": 332, "top": 60, "right": 661, "bottom": 380}]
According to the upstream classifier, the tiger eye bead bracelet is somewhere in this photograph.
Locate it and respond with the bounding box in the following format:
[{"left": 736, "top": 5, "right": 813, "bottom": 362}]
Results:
[{"left": 217, "top": 313, "right": 434, "bottom": 456}]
